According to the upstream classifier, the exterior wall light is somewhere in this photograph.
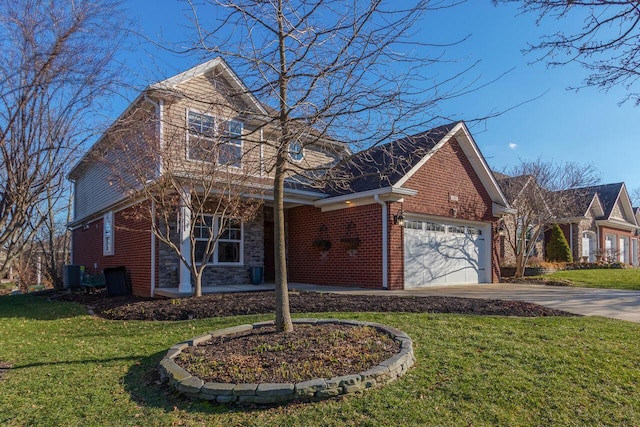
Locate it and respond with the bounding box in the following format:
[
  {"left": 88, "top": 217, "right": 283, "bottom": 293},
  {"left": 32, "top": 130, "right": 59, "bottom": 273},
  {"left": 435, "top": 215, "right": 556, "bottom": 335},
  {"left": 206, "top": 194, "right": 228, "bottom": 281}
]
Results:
[
  {"left": 497, "top": 224, "right": 506, "bottom": 237},
  {"left": 393, "top": 209, "right": 405, "bottom": 227}
]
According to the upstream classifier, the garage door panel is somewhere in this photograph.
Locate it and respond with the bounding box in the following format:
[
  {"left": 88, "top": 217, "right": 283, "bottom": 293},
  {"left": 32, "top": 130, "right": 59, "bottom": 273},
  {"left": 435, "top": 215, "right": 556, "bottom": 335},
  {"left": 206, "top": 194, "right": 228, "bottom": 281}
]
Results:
[{"left": 404, "top": 220, "right": 485, "bottom": 287}]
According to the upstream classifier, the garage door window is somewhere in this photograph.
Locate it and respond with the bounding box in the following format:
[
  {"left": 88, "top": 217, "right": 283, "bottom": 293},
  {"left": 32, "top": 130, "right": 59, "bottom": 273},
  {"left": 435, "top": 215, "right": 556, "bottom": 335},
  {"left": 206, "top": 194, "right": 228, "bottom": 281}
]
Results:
[
  {"left": 467, "top": 226, "right": 482, "bottom": 236},
  {"left": 448, "top": 225, "right": 466, "bottom": 234},
  {"left": 425, "top": 222, "right": 446, "bottom": 232}
]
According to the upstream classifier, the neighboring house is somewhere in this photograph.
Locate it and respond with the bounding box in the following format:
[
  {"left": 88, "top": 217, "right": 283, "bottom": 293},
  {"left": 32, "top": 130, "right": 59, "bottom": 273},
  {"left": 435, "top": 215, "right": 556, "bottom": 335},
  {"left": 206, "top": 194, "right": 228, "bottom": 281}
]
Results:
[
  {"left": 549, "top": 183, "right": 639, "bottom": 265},
  {"left": 68, "top": 58, "right": 511, "bottom": 297},
  {"left": 493, "top": 173, "right": 545, "bottom": 267}
]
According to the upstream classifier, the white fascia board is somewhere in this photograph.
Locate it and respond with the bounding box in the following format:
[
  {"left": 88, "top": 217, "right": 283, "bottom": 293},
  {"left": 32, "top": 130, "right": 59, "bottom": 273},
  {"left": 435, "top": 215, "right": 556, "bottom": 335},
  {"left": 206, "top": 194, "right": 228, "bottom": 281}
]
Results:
[
  {"left": 454, "top": 123, "right": 510, "bottom": 209},
  {"left": 552, "top": 216, "right": 589, "bottom": 224},
  {"left": 314, "top": 186, "right": 417, "bottom": 212},
  {"left": 492, "top": 203, "right": 517, "bottom": 217},
  {"left": 596, "top": 219, "right": 638, "bottom": 232},
  {"left": 587, "top": 194, "right": 605, "bottom": 218},
  {"left": 617, "top": 184, "right": 638, "bottom": 226}
]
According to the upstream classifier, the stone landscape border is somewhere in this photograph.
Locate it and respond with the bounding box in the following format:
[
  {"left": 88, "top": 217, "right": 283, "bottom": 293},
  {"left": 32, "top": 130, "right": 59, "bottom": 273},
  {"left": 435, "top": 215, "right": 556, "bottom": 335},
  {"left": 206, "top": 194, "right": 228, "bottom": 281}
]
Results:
[{"left": 158, "top": 318, "right": 415, "bottom": 404}]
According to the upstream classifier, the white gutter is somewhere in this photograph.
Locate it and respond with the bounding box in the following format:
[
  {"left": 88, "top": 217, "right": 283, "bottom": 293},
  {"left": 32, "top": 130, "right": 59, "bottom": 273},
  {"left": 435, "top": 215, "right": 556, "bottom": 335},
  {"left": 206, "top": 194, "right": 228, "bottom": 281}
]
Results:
[
  {"left": 150, "top": 200, "right": 156, "bottom": 298},
  {"left": 374, "top": 195, "right": 388, "bottom": 289},
  {"left": 315, "top": 186, "right": 416, "bottom": 208}
]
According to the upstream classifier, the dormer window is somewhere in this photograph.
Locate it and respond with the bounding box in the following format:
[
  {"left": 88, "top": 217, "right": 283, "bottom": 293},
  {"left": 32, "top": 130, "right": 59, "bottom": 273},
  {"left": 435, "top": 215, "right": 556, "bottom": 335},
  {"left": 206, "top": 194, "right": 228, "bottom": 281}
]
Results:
[
  {"left": 187, "top": 111, "right": 242, "bottom": 167},
  {"left": 288, "top": 141, "right": 304, "bottom": 162}
]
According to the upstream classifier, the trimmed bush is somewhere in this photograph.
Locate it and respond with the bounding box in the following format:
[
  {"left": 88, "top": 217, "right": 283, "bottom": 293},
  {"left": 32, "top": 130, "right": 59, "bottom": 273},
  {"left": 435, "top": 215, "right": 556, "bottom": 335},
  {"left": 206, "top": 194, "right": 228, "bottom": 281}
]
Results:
[{"left": 546, "top": 224, "right": 573, "bottom": 263}]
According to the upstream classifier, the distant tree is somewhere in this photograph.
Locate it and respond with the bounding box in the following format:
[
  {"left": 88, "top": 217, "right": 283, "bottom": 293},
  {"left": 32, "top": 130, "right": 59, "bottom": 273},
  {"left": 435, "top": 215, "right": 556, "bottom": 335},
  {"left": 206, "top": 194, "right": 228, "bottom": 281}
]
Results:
[
  {"left": 546, "top": 224, "right": 572, "bottom": 262},
  {"left": 0, "top": 0, "right": 126, "bottom": 279},
  {"left": 182, "top": 0, "right": 481, "bottom": 332},
  {"left": 494, "top": 0, "right": 640, "bottom": 105},
  {"left": 631, "top": 187, "right": 640, "bottom": 206},
  {"left": 498, "top": 159, "right": 599, "bottom": 277}
]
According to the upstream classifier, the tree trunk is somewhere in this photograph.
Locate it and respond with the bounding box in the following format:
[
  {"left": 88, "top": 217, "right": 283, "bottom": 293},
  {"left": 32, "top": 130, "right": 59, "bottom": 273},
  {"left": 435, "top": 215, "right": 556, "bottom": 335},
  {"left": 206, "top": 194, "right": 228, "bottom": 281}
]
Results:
[
  {"left": 273, "top": 0, "right": 293, "bottom": 333},
  {"left": 194, "top": 269, "right": 202, "bottom": 297},
  {"left": 514, "top": 252, "right": 525, "bottom": 278},
  {"left": 273, "top": 154, "right": 293, "bottom": 333}
]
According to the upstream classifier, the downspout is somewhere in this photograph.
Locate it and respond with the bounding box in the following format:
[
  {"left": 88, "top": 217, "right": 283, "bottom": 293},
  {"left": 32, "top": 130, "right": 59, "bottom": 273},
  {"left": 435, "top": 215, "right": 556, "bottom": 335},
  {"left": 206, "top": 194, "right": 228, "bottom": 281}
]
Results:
[
  {"left": 260, "top": 128, "right": 265, "bottom": 177},
  {"left": 374, "top": 195, "right": 388, "bottom": 289},
  {"left": 150, "top": 200, "right": 156, "bottom": 298}
]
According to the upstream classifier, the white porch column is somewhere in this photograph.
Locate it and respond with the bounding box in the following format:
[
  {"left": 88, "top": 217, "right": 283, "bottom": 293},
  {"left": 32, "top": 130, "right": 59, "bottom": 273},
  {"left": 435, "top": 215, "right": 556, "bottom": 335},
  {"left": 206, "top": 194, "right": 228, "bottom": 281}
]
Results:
[{"left": 178, "top": 189, "right": 192, "bottom": 293}]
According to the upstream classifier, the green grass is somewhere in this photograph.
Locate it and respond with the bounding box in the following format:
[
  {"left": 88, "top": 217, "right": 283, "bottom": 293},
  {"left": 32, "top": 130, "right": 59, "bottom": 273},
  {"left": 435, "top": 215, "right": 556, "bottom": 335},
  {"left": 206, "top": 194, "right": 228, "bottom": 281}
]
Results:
[
  {"left": 548, "top": 268, "right": 640, "bottom": 290},
  {"left": 1, "top": 295, "right": 640, "bottom": 426}
]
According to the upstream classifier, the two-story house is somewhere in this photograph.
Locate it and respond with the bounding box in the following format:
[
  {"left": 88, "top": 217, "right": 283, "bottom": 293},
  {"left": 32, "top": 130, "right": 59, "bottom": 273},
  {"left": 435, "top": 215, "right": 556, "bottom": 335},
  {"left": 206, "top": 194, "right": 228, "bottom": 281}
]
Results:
[{"left": 68, "top": 57, "right": 510, "bottom": 297}]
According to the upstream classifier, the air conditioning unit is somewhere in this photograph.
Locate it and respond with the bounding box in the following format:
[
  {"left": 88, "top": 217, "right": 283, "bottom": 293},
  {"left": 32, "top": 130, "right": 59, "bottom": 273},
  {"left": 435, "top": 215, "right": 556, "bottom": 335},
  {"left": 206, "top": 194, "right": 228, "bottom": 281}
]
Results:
[{"left": 62, "top": 265, "right": 82, "bottom": 289}]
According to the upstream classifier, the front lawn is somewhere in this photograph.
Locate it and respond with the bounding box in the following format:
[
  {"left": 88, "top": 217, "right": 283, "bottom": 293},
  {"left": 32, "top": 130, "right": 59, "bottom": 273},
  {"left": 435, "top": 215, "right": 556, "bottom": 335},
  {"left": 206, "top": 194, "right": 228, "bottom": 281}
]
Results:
[
  {"left": 548, "top": 268, "right": 640, "bottom": 290},
  {"left": 1, "top": 294, "right": 640, "bottom": 426}
]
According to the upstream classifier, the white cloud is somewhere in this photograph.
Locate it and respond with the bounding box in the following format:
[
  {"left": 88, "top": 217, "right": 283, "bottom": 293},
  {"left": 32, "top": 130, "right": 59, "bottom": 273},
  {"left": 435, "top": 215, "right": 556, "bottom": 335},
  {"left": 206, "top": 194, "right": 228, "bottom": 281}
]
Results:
[{"left": 508, "top": 142, "right": 518, "bottom": 150}]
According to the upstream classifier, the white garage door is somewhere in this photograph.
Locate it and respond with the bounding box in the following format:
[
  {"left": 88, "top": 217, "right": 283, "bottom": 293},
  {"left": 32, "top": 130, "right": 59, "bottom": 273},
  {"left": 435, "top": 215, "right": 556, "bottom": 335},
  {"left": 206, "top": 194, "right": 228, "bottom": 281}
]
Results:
[{"left": 404, "top": 219, "right": 486, "bottom": 287}]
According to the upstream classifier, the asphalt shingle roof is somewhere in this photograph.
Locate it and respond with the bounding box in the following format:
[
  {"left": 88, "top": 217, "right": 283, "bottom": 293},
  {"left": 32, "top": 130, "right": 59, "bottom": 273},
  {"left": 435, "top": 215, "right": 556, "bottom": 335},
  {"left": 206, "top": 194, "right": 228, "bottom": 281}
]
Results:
[
  {"left": 562, "top": 182, "right": 624, "bottom": 219},
  {"left": 324, "top": 122, "right": 460, "bottom": 196}
]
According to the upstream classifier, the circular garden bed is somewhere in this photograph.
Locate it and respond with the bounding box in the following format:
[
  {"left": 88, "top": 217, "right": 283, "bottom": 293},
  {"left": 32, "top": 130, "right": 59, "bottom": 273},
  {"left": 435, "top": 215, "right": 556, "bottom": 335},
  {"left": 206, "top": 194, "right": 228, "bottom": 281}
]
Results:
[{"left": 159, "top": 318, "right": 415, "bottom": 404}]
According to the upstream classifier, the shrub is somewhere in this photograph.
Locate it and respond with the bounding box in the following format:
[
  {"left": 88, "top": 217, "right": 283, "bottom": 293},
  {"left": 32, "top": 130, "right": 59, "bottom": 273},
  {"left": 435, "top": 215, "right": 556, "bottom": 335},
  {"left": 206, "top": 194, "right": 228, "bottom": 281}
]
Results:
[{"left": 546, "top": 224, "right": 573, "bottom": 263}]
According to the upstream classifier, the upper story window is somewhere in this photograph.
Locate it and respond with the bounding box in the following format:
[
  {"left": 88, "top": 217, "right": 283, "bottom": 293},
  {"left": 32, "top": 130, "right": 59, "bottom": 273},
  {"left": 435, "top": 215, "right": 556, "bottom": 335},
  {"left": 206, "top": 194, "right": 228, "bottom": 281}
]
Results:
[
  {"left": 288, "top": 141, "right": 304, "bottom": 162},
  {"left": 187, "top": 111, "right": 242, "bottom": 167},
  {"left": 219, "top": 120, "right": 243, "bottom": 168},
  {"left": 103, "top": 211, "right": 114, "bottom": 256}
]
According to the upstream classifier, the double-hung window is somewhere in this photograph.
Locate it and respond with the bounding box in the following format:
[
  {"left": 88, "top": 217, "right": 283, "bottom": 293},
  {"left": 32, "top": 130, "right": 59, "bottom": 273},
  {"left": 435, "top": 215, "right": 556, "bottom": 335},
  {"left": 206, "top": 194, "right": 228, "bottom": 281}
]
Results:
[
  {"left": 219, "top": 120, "right": 243, "bottom": 168},
  {"left": 193, "top": 214, "right": 243, "bottom": 265},
  {"left": 187, "top": 111, "right": 243, "bottom": 167},
  {"left": 103, "top": 211, "right": 114, "bottom": 256},
  {"left": 187, "top": 111, "right": 216, "bottom": 162}
]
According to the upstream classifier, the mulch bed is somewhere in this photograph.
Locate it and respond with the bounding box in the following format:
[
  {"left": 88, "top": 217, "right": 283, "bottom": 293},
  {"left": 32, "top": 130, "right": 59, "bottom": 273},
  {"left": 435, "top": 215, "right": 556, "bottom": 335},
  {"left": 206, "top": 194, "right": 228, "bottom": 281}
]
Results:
[
  {"left": 48, "top": 289, "right": 575, "bottom": 321},
  {"left": 175, "top": 323, "right": 400, "bottom": 384}
]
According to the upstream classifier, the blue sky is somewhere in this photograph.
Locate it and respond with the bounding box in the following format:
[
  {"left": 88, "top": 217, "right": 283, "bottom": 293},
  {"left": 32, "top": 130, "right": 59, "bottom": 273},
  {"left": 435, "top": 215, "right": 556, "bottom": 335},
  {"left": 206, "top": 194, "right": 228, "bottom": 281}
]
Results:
[{"left": 117, "top": 1, "right": 639, "bottom": 194}]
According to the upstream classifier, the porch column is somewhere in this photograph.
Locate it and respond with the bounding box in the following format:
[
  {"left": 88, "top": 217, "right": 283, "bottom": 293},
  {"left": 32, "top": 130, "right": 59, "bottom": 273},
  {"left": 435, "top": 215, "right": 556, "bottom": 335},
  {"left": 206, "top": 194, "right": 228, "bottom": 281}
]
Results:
[{"left": 178, "top": 190, "right": 192, "bottom": 293}]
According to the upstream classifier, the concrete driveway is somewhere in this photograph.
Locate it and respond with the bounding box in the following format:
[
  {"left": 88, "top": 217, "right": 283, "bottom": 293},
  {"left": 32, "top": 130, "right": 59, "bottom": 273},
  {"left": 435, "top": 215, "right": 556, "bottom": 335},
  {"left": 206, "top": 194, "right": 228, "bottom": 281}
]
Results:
[{"left": 290, "top": 283, "right": 640, "bottom": 323}]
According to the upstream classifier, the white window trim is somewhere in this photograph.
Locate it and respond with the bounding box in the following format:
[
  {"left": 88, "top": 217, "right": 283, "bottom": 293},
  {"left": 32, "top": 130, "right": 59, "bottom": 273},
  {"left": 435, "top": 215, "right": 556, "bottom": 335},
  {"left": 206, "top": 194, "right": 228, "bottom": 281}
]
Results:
[
  {"left": 194, "top": 213, "right": 244, "bottom": 266},
  {"left": 103, "top": 211, "right": 114, "bottom": 256},
  {"left": 288, "top": 140, "right": 305, "bottom": 162},
  {"left": 186, "top": 109, "right": 243, "bottom": 168}
]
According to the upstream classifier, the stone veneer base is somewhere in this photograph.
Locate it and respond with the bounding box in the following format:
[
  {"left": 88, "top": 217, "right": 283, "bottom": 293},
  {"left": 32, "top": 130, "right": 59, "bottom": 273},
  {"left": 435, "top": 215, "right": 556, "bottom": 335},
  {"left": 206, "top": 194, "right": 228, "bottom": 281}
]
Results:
[{"left": 159, "top": 318, "right": 415, "bottom": 405}]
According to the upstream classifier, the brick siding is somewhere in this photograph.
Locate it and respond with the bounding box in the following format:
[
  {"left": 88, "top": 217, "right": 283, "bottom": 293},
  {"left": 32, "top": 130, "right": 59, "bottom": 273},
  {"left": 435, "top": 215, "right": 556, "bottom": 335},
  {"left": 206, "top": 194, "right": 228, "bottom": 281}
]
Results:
[{"left": 72, "top": 202, "right": 152, "bottom": 296}]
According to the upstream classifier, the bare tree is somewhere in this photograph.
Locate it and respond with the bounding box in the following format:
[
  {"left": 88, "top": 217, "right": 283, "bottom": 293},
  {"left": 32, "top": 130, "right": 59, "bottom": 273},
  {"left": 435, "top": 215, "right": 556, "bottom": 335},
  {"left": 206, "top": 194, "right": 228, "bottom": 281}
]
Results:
[
  {"left": 498, "top": 159, "right": 600, "bottom": 277},
  {"left": 107, "top": 102, "right": 264, "bottom": 297},
  {"left": 495, "top": 0, "right": 640, "bottom": 105},
  {"left": 631, "top": 187, "right": 640, "bottom": 206},
  {"left": 32, "top": 185, "right": 73, "bottom": 289},
  {"left": 0, "top": 0, "right": 126, "bottom": 278},
  {"left": 179, "top": 0, "right": 481, "bottom": 332}
]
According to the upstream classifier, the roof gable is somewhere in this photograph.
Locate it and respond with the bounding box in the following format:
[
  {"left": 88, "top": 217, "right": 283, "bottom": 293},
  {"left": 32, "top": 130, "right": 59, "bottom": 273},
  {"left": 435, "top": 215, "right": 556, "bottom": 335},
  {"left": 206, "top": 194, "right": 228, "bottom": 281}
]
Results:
[
  {"left": 396, "top": 121, "right": 509, "bottom": 209},
  {"left": 327, "top": 123, "right": 457, "bottom": 195},
  {"left": 564, "top": 182, "right": 636, "bottom": 224},
  {"left": 319, "top": 121, "right": 509, "bottom": 211},
  {"left": 150, "top": 57, "right": 267, "bottom": 115}
]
